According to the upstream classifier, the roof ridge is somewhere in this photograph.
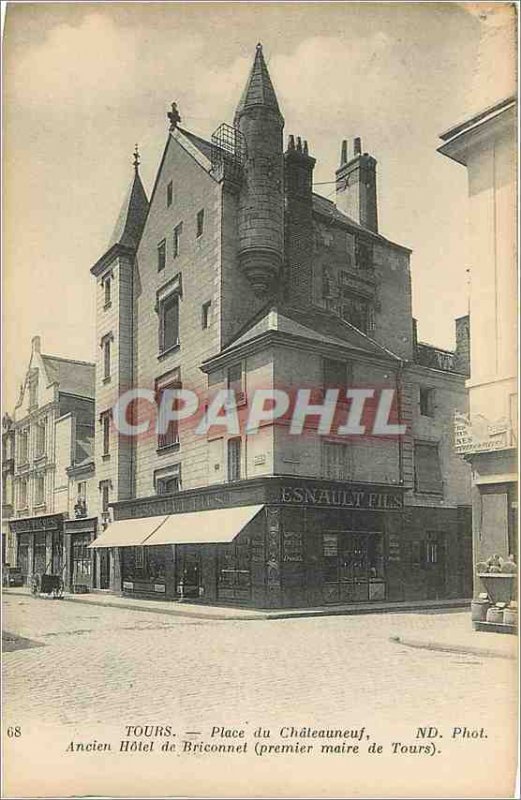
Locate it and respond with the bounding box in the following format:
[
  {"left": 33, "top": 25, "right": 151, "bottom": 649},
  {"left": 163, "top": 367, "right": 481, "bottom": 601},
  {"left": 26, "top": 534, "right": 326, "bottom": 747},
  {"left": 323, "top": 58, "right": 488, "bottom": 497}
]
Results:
[{"left": 41, "top": 354, "right": 95, "bottom": 367}]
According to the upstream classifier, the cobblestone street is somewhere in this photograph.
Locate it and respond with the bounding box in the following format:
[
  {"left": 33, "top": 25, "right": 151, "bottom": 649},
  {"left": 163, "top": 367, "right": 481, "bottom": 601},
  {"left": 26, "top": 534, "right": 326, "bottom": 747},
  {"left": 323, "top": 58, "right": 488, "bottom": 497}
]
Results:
[{"left": 3, "top": 595, "right": 516, "bottom": 729}]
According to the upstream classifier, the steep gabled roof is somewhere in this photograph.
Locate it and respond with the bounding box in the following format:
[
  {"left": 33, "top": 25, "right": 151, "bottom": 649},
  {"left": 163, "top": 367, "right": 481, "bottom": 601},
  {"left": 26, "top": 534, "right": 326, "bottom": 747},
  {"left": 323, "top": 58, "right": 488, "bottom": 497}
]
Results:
[
  {"left": 177, "top": 127, "right": 214, "bottom": 162},
  {"left": 204, "top": 303, "right": 401, "bottom": 370},
  {"left": 234, "top": 43, "right": 283, "bottom": 123},
  {"left": 41, "top": 355, "right": 95, "bottom": 399},
  {"left": 312, "top": 193, "right": 411, "bottom": 253},
  {"left": 107, "top": 168, "right": 149, "bottom": 251}
]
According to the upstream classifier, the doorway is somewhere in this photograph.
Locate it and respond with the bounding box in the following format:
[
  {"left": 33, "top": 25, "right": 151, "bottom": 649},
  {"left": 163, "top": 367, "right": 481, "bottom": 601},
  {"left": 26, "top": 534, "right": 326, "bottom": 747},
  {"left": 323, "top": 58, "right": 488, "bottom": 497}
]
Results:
[{"left": 322, "top": 531, "right": 385, "bottom": 604}]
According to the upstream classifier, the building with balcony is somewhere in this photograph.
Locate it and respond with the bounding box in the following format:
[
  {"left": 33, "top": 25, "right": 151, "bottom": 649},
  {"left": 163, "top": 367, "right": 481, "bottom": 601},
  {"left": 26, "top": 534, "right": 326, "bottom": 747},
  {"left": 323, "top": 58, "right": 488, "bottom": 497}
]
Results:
[
  {"left": 89, "top": 44, "right": 472, "bottom": 607},
  {"left": 438, "top": 5, "right": 517, "bottom": 588},
  {"left": 8, "top": 335, "right": 96, "bottom": 589}
]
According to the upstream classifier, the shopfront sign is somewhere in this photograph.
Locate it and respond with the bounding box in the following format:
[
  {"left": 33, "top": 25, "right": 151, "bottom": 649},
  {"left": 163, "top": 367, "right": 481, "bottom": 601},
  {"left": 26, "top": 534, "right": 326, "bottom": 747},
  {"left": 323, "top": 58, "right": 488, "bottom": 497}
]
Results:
[
  {"left": 279, "top": 485, "right": 403, "bottom": 510},
  {"left": 10, "top": 514, "right": 63, "bottom": 533}
]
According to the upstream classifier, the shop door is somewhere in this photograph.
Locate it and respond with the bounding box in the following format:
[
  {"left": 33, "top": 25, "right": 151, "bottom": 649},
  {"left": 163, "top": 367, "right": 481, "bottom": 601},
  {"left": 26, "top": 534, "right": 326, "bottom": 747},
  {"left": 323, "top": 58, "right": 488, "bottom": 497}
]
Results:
[
  {"left": 322, "top": 532, "right": 385, "bottom": 604},
  {"left": 52, "top": 531, "right": 63, "bottom": 575},
  {"left": 17, "top": 534, "right": 30, "bottom": 580},
  {"left": 33, "top": 533, "right": 47, "bottom": 574},
  {"left": 98, "top": 550, "right": 111, "bottom": 589},
  {"left": 72, "top": 534, "right": 91, "bottom": 586},
  {"left": 424, "top": 533, "right": 446, "bottom": 599},
  {"left": 180, "top": 549, "right": 201, "bottom": 598}
]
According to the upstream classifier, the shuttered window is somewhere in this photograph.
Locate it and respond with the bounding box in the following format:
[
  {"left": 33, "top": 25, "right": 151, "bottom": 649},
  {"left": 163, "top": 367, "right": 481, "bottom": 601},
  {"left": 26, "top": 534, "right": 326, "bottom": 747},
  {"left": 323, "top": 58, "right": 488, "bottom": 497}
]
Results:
[{"left": 414, "top": 442, "right": 443, "bottom": 494}]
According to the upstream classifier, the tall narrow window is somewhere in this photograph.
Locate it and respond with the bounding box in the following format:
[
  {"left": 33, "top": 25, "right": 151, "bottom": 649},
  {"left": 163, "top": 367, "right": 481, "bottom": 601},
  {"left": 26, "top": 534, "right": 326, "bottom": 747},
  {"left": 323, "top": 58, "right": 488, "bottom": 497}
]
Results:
[
  {"left": 18, "top": 430, "right": 29, "bottom": 466},
  {"left": 34, "top": 474, "right": 45, "bottom": 506},
  {"left": 101, "top": 413, "right": 111, "bottom": 457},
  {"left": 202, "top": 300, "right": 212, "bottom": 329},
  {"left": 104, "top": 276, "right": 112, "bottom": 308},
  {"left": 419, "top": 387, "right": 435, "bottom": 417},
  {"left": 159, "top": 293, "right": 180, "bottom": 353},
  {"left": 157, "top": 240, "right": 166, "bottom": 272},
  {"left": 103, "top": 338, "right": 111, "bottom": 380},
  {"left": 322, "top": 442, "right": 351, "bottom": 480},
  {"left": 196, "top": 209, "right": 205, "bottom": 238},
  {"left": 156, "top": 374, "right": 181, "bottom": 451},
  {"left": 173, "top": 222, "right": 183, "bottom": 258},
  {"left": 19, "top": 478, "right": 28, "bottom": 509},
  {"left": 167, "top": 181, "right": 173, "bottom": 207},
  {"left": 227, "top": 363, "right": 245, "bottom": 405},
  {"left": 227, "top": 437, "right": 242, "bottom": 482},
  {"left": 414, "top": 442, "right": 443, "bottom": 494},
  {"left": 35, "top": 419, "right": 46, "bottom": 457},
  {"left": 101, "top": 484, "right": 110, "bottom": 513}
]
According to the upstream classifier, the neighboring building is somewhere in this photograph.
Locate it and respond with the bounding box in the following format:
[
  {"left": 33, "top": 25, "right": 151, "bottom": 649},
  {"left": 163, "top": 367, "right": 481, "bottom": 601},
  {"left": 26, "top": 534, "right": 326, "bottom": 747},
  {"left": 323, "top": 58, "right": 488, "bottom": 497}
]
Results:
[
  {"left": 438, "top": 6, "right": 517, "bottom": 588},
  {"left": 90, "top": 44, "right": 472, "bottom": 608},
  {"left": 8, "top": 335, "right": 96, "bottom": 589},
  {"left": 2, "top": 413, "right": 16, "bottom": 565}
]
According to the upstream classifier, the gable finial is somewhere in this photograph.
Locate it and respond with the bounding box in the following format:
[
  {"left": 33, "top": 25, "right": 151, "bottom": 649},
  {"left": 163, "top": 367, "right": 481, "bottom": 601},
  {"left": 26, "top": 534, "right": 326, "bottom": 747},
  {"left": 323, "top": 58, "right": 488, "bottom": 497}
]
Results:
[
  {"left": 133, "top": 144, "right": 140, "bottom": 172},
  {"left": 168, "top": 101, "right": 181, "bottom": 131}
]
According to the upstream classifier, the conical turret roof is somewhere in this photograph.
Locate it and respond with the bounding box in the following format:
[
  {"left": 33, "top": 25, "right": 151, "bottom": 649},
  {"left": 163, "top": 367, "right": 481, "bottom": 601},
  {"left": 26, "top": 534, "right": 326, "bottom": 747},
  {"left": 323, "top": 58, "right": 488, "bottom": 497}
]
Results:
[
  {"left": 107, "top": 166, "right": 148, "bottom": 251},
  {"left": 234, "top": 43, "right": 283, "bottom": 123}
]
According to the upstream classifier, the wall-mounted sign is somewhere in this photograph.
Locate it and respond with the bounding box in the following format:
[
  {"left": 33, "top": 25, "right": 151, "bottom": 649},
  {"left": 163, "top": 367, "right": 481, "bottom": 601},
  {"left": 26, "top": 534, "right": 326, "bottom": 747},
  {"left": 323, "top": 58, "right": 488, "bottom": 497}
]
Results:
[
  {"left": 454, "top": 412, "right": 512, "bottom": 455},
  {"left": 280, "top": 485, "right": 403, "bottom": 510}
]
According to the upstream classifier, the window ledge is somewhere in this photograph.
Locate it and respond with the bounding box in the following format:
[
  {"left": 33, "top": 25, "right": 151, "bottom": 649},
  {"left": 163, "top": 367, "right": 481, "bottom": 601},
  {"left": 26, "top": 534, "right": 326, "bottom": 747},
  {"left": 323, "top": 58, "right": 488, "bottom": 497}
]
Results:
[
  {"left": 158, "top": 343, "right": 180, "bottom": 361},
  {"left": 103, "top": 302, "right": 112, "bottom": 311},
  {"left": 102, "top": 376, "right": 112, "bottom": 385},
  {"left": 33, "top": 503, "right": 47, "bottom": 511},
  {"left": 156, "top": 442, "right": 180, "bottom": 455},
  {"left": 102, "top": 453, "right": 111, "bottom": 461}
]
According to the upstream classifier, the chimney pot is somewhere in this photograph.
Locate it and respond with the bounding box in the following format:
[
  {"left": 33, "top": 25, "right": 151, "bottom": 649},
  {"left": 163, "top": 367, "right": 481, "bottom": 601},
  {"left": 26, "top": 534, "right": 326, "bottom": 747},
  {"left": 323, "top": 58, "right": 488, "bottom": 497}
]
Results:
[
  {"left": 288, "top": 134, "right": 295, "bottom": 151},
  {"left": 296, "top": 136, "right": 303, "bottom": 153},
  {"left": 303, "top": 140, "right": 309, "bottom": 155},
  {"left": 32, "top": 335, "right": 41, "bottom": 354},
  {"left": 341, "top": 140, "right": 348, "bottom": 165},
  {"left": 353, "top": 137, "right": 362, "bottom": 157}
]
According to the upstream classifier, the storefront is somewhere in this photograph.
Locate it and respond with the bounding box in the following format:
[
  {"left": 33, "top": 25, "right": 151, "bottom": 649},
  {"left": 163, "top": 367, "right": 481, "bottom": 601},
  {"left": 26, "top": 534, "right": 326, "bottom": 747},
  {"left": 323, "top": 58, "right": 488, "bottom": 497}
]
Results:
[
  {"left": 9, "top": 513, "right": 65, "bottom": 585},
  {"left": 63, "top": 517, "right": 98, "bottom": 592},
  {"left": 91, "top": 477, "right": 472, "bottom": 609}
]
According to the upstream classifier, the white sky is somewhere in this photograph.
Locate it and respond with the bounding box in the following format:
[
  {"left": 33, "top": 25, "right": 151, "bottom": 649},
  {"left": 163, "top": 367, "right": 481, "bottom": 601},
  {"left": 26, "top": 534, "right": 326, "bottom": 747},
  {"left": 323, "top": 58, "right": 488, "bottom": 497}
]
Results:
[{"left": 2, "top": 2, "right": 497, "bottom": 410}]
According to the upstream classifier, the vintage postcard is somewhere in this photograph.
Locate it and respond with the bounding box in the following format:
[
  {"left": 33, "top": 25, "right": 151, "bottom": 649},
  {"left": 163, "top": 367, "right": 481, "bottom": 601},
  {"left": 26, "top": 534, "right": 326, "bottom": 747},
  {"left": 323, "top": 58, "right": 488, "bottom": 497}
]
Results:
[{"left": 1, "top": 2, "right": 518, "bottom": 798}]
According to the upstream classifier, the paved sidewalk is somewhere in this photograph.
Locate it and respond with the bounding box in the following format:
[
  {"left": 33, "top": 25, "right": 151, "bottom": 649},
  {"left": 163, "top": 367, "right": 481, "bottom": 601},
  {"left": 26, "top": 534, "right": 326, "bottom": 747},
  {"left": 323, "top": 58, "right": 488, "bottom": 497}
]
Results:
[
  {"left": 391, "top": 615, "right": 518, "bottom": 660},
  {"left": 4, "top": 586, "right": 469, "bottom": 621}
]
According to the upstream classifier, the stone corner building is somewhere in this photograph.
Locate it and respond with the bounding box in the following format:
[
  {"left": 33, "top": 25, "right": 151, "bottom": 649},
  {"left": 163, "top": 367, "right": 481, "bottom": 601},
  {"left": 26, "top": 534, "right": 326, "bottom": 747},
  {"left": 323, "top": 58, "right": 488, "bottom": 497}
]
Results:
[{"left": 90, "top": 44, "right": 472, "bottom": 608}]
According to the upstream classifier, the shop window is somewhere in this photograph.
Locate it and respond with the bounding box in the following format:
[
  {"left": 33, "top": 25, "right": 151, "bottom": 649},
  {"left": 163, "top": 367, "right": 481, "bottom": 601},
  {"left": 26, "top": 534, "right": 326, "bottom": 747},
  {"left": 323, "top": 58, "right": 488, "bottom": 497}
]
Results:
[
  {"left": 419, "top": 387, "right": 435, "bottom": 418},
  {"left": 196, "top": 209, "right": 205, "bottom": 238},
  {"left": 218, "top": 539, "right": 251, "bottom": 598},
  {"left": 322, "top": 442, "right": 351, "bottom": 480},
  {"left": 167, "top": 181, "right": 173, "bottom": 208},
  {"left": 158, "top": 240, "right": 166, "bottom": 272},
  {"left": 227, "top": 437, "right": 242, "bottom": 482},
  {"left": 158, "top": 292, "right": 180, "bottom": 353},
  {"left": 72, "top": 533, "right": 91, "bottom": 584},
  {"left": 414, "top": 442, "right": 443, "bottom": 494},
  {"left": 173, "top": 222, "right": 183, "bottom": 258}
]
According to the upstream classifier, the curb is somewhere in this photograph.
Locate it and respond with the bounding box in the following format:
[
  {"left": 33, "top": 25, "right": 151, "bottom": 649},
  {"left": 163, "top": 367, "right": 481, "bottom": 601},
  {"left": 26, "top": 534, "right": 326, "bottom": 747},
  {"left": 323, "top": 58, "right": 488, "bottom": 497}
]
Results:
[
  {"left": 390, "top": 634, "right": 516, "bottom": 660},
  {"left": 5, "top": 588, "right": 470, "bottom": 623}
]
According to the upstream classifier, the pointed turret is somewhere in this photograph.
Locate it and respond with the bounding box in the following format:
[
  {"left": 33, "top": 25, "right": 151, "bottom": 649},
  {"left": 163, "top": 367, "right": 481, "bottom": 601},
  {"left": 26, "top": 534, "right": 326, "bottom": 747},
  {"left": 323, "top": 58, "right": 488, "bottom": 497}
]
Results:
[
  {"left": 107, "top": 146, "right": 149, "bottom": 252},
  {"left": 234, "top": 44, "right": 285, "bottom": 296},
  {"left": 234, "top": 43, "right": 283, "bottom": 126},
  {"left": 92, "top": 147, "right": 149, "bottom": 276}
]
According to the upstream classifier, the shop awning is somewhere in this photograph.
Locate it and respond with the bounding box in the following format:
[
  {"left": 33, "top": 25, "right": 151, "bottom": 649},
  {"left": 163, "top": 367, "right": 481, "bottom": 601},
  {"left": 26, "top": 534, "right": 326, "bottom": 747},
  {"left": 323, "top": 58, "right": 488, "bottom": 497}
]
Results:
[
  {"left": 144, "top": 504, "right": 265, "bottom": 546},
  {"left": 88, "top": 515, "right": 167, "bottom": 548}
]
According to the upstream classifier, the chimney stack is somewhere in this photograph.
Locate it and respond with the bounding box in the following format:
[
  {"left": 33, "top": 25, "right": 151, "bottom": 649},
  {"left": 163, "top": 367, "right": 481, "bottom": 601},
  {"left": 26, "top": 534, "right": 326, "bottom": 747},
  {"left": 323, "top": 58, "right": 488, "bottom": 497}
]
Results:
[
  {"left": 31, "top": 335, "right": 41, "bottom": 354},
  {"left": 335, "top": 137, "right": 378, "bottom": 233}
]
